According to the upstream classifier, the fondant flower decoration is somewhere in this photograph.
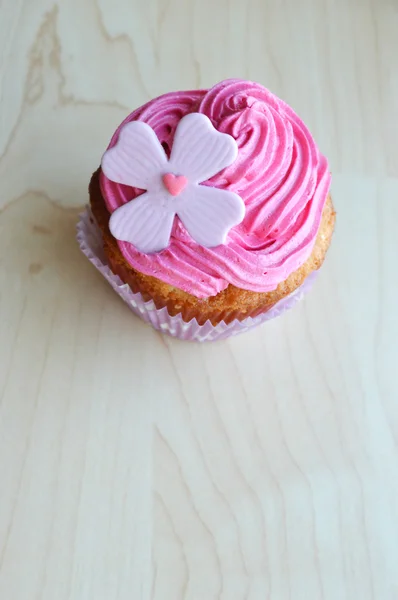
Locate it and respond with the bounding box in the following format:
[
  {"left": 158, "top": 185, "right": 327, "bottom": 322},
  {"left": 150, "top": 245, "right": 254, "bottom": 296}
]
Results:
[{"left": 101, "top": 113, "right": 245, "bottom": 253}]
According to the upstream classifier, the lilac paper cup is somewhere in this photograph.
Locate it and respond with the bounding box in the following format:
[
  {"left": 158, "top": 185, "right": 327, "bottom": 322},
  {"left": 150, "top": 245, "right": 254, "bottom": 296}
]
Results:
[{"left": 76, "top": 209, "right": 317, "bottom": 342}]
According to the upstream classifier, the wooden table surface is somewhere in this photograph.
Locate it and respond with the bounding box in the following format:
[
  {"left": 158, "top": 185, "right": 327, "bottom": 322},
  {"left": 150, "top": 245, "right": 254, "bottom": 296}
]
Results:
[{"left": 1, "top": 1, "right": 397, "bottom": 599}]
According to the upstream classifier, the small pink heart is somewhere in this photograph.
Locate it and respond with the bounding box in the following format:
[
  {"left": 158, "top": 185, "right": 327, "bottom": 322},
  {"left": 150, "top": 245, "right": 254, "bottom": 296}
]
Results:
[{"left": 162, "top": 173, "right": 188, "bottom": 196}]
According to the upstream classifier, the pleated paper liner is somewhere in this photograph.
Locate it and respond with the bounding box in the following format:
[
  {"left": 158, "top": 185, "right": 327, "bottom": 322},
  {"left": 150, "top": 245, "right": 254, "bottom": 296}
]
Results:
[{"left": 77, "top": 209, "right": 317, "bottom": 342}]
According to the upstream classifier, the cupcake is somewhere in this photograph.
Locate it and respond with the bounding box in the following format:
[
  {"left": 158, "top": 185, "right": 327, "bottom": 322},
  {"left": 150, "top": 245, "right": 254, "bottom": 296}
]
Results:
[{"left": 82, "top": 79, "right": 335, "bottom": 340}]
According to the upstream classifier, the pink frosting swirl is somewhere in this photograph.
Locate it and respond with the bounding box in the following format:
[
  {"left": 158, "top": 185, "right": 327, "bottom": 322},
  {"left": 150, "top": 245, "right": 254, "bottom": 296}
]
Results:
[{"left": 100, "top": 79, "right": 331, "bottom": 298}]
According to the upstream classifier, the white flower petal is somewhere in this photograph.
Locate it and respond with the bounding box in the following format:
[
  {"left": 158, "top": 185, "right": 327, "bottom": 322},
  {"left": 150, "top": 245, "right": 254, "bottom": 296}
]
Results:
[
  {"left": 168, "top": 113, "right": 238, "bottom": 183},
  {"left": 177, "top": 184, "right": 245, "bottom": 247},
  {"left": 102, "top": 121, "right": 168, "bottom": 189},
  {"left": 109, "top": 193, "right": 175, "bottom": 253}
]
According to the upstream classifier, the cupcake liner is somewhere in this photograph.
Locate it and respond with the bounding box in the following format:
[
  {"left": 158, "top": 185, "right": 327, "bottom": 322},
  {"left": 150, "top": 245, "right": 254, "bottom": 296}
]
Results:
[{"left": 76, "top": 209, "right": 317, "bottom": 342}]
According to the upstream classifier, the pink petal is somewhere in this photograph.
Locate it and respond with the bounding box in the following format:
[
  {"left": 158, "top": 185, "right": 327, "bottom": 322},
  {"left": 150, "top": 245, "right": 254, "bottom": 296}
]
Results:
[
  {"left": 101, "top": 121, "right": 167, "bottom": 189},
  {"left": 177, "top": 185, "right": 245, "bottom": 247},
  {"left": 109, "top": 193, "right": 175, "bottom": 253},
  {"left": 168, "top": 113, "right": 238, "bottom": 183}
]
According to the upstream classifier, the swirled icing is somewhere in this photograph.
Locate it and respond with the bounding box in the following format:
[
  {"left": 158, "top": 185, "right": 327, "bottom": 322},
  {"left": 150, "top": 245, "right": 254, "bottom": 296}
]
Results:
[{"left": 100, "top": 79, "right": 331, "bottom": 298}]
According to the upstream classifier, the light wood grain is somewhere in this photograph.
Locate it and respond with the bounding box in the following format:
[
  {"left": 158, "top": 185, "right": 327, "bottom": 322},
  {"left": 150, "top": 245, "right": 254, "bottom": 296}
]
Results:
[{"left": 1, "top": 1, "right": 397, "bottom": 599}]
